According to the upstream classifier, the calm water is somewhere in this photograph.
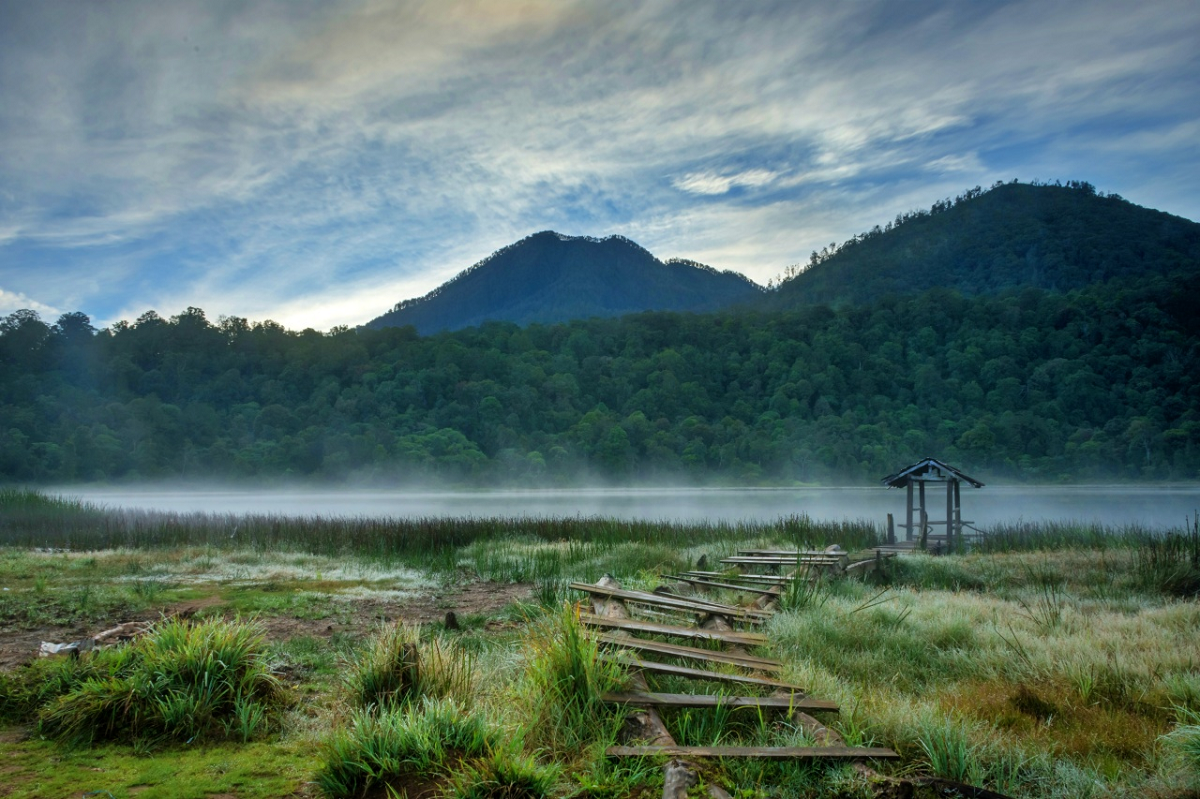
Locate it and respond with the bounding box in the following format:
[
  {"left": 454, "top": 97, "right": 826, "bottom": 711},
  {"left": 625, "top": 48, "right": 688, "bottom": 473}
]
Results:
[{"left": 50, "top": 485, "right": 1200, "bottom": 530}]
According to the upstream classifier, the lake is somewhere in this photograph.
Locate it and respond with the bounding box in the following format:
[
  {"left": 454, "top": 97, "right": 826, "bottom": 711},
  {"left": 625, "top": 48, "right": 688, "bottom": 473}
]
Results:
[{"left": 49, "top": 485, "right": 1200, "bottom": 530}]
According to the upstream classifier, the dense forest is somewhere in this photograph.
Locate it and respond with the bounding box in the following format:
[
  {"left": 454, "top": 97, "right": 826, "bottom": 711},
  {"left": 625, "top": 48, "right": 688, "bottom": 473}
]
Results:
[
  {"left": 769, "top": 181, "right": 1200, "bottom": 306},
  {"left": 2, "top": 272, "right": 1198, "bottom": 484}
]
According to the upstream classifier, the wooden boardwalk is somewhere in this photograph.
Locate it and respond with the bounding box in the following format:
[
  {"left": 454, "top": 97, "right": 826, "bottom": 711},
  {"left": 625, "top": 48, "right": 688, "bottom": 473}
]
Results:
[{"left": 571, "top": 557, "right": 898, "bottom": 772}]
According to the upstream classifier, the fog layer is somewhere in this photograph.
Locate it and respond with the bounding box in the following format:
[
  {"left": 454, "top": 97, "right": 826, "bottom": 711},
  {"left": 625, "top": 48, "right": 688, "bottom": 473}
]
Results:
[{"left": 49, "top": 485, "right": 1200, "bottom": 530}]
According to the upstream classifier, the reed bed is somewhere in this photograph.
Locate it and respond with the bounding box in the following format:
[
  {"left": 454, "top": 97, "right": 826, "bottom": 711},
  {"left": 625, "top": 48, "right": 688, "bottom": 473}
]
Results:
[{"left": 0, "top": 488, "right": 883, "bottom": 567}]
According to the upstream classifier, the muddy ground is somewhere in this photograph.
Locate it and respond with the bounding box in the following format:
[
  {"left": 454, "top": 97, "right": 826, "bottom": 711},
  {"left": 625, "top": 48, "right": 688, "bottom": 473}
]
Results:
[{"left": 0, "top": 581, "right": 532, "bottom": 671}]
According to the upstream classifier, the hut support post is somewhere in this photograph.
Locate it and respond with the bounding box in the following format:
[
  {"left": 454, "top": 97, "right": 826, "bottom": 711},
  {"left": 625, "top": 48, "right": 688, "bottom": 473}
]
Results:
[
  {"left": 905, "top": 482, "right": 914, "bottom": 542},
  {"left": 954, "top": 481, "right": 962, "bottom": 548},
  {"left": 945, "top": 480, "right": 955, "bottom": 554},
  {"left": 887, "top": 513, "right": 895, "bottom": 545},
  {"left": 918, "top": 481, "right": 926, "bottom": 542}
]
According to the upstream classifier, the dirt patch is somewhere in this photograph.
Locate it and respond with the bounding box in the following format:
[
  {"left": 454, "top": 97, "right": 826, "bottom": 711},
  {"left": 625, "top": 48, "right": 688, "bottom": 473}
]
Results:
[
  {"left": 259, "top": 580, "right": 532, "bottom": 642},
  {"left": 0, "top": 598, "right": 201, "bottom": 671},
  {"left": 0, "top": 582, "right": 531, "bottom": 671}
]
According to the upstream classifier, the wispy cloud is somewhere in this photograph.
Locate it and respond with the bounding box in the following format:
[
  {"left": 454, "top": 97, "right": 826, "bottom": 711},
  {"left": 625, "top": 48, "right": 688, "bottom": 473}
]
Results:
[
  {"left": 0, "top": 287, "right": 60, "bottom": 319},
  {"left": 0, "top": 0, "right": 1197, "bottom": 327}
]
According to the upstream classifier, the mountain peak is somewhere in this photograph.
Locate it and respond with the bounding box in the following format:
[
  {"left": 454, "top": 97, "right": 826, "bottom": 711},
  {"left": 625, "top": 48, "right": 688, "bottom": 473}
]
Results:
[{"left": 365, "top": 232, "right": 761, "bottom": 334}]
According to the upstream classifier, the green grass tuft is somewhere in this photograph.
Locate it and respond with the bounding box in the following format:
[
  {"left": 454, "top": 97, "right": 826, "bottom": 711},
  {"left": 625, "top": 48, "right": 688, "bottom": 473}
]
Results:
[{"left": 35, "top": 617, "right": 285, "bottom": 746}]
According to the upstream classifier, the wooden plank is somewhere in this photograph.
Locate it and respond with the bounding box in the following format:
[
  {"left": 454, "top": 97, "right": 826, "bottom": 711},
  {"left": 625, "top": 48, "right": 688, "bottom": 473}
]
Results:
[
  {"left": 569, "top": 583, "right": 772, "bottom": 622},
  {"left": 606, "top": 745, "right": 900, "bottom": 760},
  {"left": 681, "top": 571, "right": 802, "bottom": 584},
  {"left": 572, "top": 581, "right": 753, "bottom": 612},
  {"left": 597, "top": 654, "right": 805, "bottom": 691},
  {"left": 603, "top": 692, "right": 838, "bottom": 712},
  {"left": 593, "top": 634, "right": 782, "bottom": 672},
  {"left": 664, "top": 574, "right": 779, "bottom": 596},
  {"left": 580, "top": 614, "right": 769, "bottom": 645},
  {"left": 721, "top": 556, "right": 843, "bottom": 565},
  {"left": 736, "top": 549, "right": 840, "bottom": 556}
]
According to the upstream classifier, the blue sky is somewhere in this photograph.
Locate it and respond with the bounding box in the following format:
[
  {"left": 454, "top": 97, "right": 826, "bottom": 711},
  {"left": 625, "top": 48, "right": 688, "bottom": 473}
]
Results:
[{"left": 1, "top": 0, "right": 1197, "bottom": 330}]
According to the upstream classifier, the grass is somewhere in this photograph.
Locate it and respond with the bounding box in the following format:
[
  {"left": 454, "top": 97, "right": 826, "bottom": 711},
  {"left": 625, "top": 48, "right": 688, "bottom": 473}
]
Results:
[
  {"left": 32, "top": 617, "right": 286, "bottom": 746},
  {"left": 2, "top": 488, "right": 1200, "bottom": 797},
  {"left": 315, "top": 698, "right": 499, "bottom": 797}
]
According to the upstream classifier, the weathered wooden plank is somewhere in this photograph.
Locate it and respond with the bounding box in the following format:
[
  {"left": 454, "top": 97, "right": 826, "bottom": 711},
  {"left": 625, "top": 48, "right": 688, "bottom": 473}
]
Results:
[
  {"left": 569, "top": 582, "right": 772, "bottom": 621},
  {"left": 603, "top": 692, "right": 838, "bottom": 712},
  {"left": 736, "top": 549, "right": 841, "bottom": 557},
  {"left": 597, "top": 655, "right": 805, "bottom": 691},
  {"left": 606, "top": 745, "right": 900, "bottom": 759},
  {"left": 720, "top": 556, "right": 843, "bottom": 565},
  {"left": 681, "top": 571, "right": 802, "bottom": 584},
  {"left": 593, "top": 633, "right": 782, "bottom": 672},
  {"left": 580, "top": 613, "right": 769, "bottom": 645},
  {"left": 663, "top": 574, "right": 779, "bottom": 596}
]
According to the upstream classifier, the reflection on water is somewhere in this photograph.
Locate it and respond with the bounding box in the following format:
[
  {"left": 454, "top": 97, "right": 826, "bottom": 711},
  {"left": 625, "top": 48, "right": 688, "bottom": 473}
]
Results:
[{"left": 50, "top": 485, "right": 1200, "bottom": 530}]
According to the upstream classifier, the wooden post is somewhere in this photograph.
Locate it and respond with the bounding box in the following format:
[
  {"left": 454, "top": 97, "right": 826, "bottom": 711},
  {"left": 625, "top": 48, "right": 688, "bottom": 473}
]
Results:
[
  {"left": 918, "top": 480, "right": 926, "bottom": 542},
  {"left": 905, "top": 482, "right": 914, "bottom": 542},
  {"left": 886, "top": 513, "right": 895, "bottom": 545},
  {"left": 954, "top": 480, "right": 962, "bottom": 548},
  {"left": 945, "top": 480, "right": 954, "bottom": 554}
]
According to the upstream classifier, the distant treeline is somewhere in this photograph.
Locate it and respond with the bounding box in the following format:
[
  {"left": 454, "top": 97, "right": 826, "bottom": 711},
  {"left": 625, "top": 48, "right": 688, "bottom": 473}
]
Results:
[{"left": 2, "top": 271, "right": 1198, "bottom": 484}]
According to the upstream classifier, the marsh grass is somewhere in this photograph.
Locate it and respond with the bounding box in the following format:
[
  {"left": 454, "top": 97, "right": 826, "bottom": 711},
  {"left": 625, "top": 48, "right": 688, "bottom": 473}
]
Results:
[
  {"left": 344, "top": 623, "right": 474, "bottom": 712},
  {"left": 0, "top": 490, "right": 881, "bottom": 577},
  {"left": 1135, "top": 516, "right": 1200, "bottom": 597},
  {"left": 315, "top": 698, "right": 496, "bottom": 797},
  {"left": 521, "top": 604, "right": 627, "bottom": 756},
  {"left": 33, "top": 617, "right": 285, "bottom": 746}
]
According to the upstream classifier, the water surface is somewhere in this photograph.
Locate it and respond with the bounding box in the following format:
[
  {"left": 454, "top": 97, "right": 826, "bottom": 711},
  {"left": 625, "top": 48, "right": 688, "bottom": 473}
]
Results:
[{"left": 51, "top": 485, "right": 1200, "bottom": 530}]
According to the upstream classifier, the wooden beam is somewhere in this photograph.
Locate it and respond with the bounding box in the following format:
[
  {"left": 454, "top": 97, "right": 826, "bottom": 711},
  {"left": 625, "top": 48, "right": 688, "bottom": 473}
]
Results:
[
  {"left": 580, "top": 614, "right": 769, "bottom": 645},
  {"left": 603, "top": 692, "right": 837, "bottom": 712},
  {"left": 736, "top": 549, "right": 840, "bottom": 556},
  {"left": 597, "top": 655, "right": 805, "bottom": 691},
  {"left": 569, "top": 582, "right": 772, "bottom": 622},
  {"left": 593, "top": 633, "right": 782, "bottom": 672},
  {"left": 681, "top": 571, "right": 802, "bottom": 584},
  {"left": 607, "top": 745, "right": 900, "bottom": 760},
  {"left": 664, "top": 574, "right": 779, "bottom": 596}
]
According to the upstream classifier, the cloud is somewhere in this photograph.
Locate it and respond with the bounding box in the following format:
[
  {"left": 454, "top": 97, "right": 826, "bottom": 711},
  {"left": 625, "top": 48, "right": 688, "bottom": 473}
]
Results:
[
  {"left": 673, "top": 169, "right": 783, "bottom": 196},
  {"left": 0, "top": 0, "right": 1197, "bottom": 328},
  {"left": 0, "top": 287, "right": 61, "bottom": 319}
]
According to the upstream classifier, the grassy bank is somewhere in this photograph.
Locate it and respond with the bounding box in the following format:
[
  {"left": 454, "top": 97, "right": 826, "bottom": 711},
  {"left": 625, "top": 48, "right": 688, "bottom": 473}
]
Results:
[{"left": 0, "top": 490, "right": 1198, "bottom": 798}]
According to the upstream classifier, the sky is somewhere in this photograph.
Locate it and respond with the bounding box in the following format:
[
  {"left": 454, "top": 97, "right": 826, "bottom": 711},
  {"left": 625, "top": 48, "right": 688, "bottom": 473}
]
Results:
[{"left": 1, "top": 0, "right": 1198, "bottom": 331}]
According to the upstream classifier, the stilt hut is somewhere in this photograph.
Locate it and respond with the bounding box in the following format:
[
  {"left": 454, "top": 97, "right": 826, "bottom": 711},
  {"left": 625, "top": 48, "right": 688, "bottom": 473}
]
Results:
[{"left": 881, "top": 458, "right": 983, "bottom": 553}]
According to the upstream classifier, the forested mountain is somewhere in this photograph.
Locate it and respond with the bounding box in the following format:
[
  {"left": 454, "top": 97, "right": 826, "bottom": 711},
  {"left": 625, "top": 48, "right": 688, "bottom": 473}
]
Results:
[
  {"left": 364, "top": 231, "right": 762, "bottom": 333},
  {"left": 2, "top": 272, "right": 1198, "bottom": 484},
  {"left": 769, "top": 181, "right": 1200, "bottom": 307}
]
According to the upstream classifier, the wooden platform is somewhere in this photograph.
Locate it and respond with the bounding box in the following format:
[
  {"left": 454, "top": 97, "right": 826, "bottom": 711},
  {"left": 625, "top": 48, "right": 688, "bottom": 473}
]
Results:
[
  {"left": 603, "top": 691, "right": 838, "bottom": 712},
  {"left": 607, "top": 745, "right": 900, "bottom": 759}
]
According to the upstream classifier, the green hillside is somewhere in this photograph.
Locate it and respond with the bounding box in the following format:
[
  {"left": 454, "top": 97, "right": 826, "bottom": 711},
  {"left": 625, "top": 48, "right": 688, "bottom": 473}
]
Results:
[
  {"left": 364, "top": 231, "right": 762, "bottom": 334},
  {"left": 770, "top": 181, "right": 1200, "bottom": 307},
  {"left": 2, "top": 274, "right": 1197, "bottom": 484}
]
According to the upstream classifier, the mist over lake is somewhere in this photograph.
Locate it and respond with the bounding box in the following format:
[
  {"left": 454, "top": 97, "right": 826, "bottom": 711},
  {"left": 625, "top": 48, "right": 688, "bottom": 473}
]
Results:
[{"left": 50, "top": 484, "right": 1200, "bottom": 530}]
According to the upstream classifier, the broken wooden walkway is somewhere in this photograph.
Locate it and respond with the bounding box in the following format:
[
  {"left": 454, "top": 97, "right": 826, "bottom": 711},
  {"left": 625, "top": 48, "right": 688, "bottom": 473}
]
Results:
[{"left": 571, "top": 560, "right": 898, "bottom": 772}]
